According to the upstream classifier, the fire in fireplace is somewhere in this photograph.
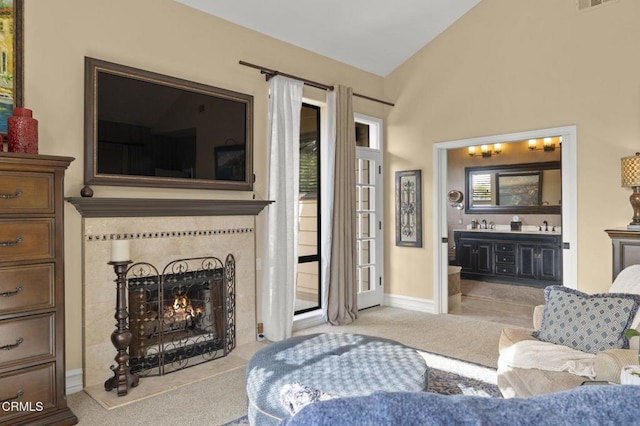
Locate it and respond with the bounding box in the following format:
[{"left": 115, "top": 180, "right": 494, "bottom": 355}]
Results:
[{"left": 125, "top": 255, "right": 236, "bottom": 376}]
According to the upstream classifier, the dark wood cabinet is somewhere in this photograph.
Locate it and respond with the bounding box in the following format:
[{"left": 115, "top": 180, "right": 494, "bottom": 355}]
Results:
[
  {"left": 517, "top": 243, "right": 561, "bottom": 282},
  {"left": 456, "top": 238, "right": 493, "bottom": 277},
  {"left": 605, "top": 228, "right": 640, "bottom": 279},
  {"left": 494, "top": 242, "right": 516, "bottom": 277},
  {"left": 0, "top": 153, "right": 77, "bottom": 426},
  {"left": 454, "top": 230, "right": 562, "bottom": 287}
]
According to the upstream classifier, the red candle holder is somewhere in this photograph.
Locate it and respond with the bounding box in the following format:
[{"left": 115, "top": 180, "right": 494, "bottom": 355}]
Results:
[{"left": 8, "top": 107, "right": 38, "bottom": 154}]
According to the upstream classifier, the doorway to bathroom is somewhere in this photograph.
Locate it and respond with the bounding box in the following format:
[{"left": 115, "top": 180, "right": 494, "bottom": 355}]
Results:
[{"left": 432, "top": 125, "right": 578, "bottom": 323}]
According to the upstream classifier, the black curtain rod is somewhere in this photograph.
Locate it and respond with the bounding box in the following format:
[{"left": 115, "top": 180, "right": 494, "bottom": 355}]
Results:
[{"left": 239, "top": 60, "right": 395, "bottom": 107}]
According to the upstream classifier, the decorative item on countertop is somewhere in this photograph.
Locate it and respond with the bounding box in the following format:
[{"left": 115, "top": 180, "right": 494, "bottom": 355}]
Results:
[
  {"left": 8, "top": 107, "right": 38, "bottom": 154},
  {"left": 510, "top": 215, "right": 522, "bottom": 231}
]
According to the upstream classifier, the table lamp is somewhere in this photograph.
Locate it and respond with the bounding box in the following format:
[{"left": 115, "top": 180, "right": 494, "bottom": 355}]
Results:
[{"left": 621, "top": 152, "right": 640, "bottom": 230}]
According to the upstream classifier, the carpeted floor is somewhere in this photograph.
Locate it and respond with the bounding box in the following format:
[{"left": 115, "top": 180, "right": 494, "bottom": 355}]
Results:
[{"left": 68, "top": 306, "right": 510, "bottom": 425}]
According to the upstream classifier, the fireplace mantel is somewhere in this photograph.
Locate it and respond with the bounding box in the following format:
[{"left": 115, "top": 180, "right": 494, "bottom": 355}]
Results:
[{"left": 66, "top": 197, "right": 272, "bottom": 218}]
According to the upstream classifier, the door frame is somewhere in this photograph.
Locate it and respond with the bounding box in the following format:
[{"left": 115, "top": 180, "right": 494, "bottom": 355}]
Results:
[
  {"left": 355, "top": 112, "right": 384, "bottom": 309},
  {"left": 432, "top": 125, "right": 578, "bottom": 314}
]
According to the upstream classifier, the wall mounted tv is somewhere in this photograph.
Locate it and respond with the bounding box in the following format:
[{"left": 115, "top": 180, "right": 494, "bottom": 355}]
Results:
[{"left": 84, "top": 57, "right": 254, "bottom": 191}]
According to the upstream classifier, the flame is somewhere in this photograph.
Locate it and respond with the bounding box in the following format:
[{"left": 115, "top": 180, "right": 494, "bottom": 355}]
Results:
[{"left": 165, "top": 294, "right": 202, "bottom": 323}]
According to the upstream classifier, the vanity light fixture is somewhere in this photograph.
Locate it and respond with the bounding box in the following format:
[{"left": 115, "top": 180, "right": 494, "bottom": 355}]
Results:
[
  {"left": 621, "top": 152, "right": 640, "bottom": 230},
  {"left": 468, "top": 144, "right": 502, "bottom": 158},
  {"left": 528, "top": 137, "right": 562, "bottom": 152}
]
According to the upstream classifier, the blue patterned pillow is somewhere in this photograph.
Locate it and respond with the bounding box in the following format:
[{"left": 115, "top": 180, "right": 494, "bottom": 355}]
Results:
[{"left": 532, "top": 286, "right": 640, "bottom": 354}]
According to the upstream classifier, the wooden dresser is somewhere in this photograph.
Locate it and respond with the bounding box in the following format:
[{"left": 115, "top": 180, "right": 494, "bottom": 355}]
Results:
[
  {"left": 606, "top": 228, "right": 640, "bottom": 280},
  {"left": 0, "top": 153, "right": 77, "bottom": 425}
]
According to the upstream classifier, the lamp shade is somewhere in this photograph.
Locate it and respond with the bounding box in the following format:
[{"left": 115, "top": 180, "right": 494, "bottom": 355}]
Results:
[{"left": 621, "top": 153, "right": 640, "bottom": 187}]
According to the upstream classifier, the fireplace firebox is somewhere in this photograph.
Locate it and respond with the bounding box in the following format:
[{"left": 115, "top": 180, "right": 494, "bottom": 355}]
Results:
[{"left": 125, "top": 255, "right": 235, "bottom": 376}]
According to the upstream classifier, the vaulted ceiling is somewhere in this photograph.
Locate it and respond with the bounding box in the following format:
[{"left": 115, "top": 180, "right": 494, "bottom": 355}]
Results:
[{"left": 175, "top": 0, "right": 482, "bottom": 76}]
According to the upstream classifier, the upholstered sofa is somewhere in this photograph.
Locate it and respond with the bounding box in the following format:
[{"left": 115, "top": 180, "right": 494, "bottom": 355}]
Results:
[
  {"left": 280, "top": 385, "right": 640, "bottom": 425},
  {"left": 498, "top": 265, "right": 640, "bottom": 398}
]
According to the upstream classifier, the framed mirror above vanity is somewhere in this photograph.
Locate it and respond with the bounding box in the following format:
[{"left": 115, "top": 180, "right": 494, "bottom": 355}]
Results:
[{"left": 465, "top": 161, "right": 561, "bottom": 214}]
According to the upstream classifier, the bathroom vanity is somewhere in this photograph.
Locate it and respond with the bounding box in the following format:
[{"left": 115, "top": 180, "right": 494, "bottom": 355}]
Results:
[{"left": 454, "top": 229, "right": 562, "bottom": 287}]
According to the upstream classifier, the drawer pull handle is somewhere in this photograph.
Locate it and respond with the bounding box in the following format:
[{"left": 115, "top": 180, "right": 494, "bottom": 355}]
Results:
[
  {"left": 0, "top": 236, "right": 23, "bottom": 247},
  {"left": 0, "top": 390, "right": 24, "bottom": 404},
  {"left": 0, "top": 337, "right": 24, "bottom": 351},
  {"left": 0, "top": 189, "right": 23, "bottom": 199},
  {"left": 0, "top": 284, "right": 23, "bottom": 297}
]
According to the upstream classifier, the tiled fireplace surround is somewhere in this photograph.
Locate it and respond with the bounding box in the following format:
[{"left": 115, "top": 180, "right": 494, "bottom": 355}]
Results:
[{"left": 69, "top": 198, "right": 269, "bottom": 402}]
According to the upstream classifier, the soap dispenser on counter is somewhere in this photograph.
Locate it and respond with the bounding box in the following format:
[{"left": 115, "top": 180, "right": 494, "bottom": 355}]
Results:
[{"left": 510, "top": 216, "right": 522, "bottom": 231}]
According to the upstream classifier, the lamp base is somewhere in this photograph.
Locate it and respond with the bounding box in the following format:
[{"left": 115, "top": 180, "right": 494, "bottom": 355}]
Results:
[{"left": 627, "top": 224, "right": 640, "bottom": 231}]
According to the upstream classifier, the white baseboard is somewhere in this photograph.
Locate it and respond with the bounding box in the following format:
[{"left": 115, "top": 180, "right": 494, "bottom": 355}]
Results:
[
  {"left": 66, "top": 368, "right": 83, "bottom": 395},
  {"left": 384, "top": 293, "right": 436, "bottom": 314}
]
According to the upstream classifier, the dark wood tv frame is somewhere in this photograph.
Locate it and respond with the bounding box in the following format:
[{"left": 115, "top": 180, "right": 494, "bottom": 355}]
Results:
[{"left": 84, "top": 57, "right": 254, "bottom": 191}]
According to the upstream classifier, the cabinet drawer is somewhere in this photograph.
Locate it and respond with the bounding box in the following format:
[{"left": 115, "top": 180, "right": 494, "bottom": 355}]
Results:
[
  {"left": 495, "top": 254, "right": 515, "bottom": 264},
  {"left": 0, "top": 172, "right": 53, "bottom": 214},
  {"left": 495, "top": 265, "right": 516, "bottom": 275},
  {"left": 0, "top": 363, "right": 55, "bottom": 423},
  {"left": 0, "top": 219, "right": 54, "bottom": 263},
  {"left": 495, "top": 243, "right": 515, "bottom": 253},
  {"left": 0, "top": 264, "right": 54, "bottom": 315},
  {"left": 0, "top": 314, "right": 54, "bottom": 369}
]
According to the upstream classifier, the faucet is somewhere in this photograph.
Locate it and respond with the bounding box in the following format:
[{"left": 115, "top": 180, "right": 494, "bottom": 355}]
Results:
[
  {"left": 543, "top": 220, "right": 548, "bottom": 232},
  {"left": 481, "top": 219, "right": 487, "bottom": 229}
]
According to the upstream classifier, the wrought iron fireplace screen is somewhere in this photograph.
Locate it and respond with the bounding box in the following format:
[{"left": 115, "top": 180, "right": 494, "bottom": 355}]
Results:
[{"left": 126, "top": 255, "right": 236, "bottom": 376}]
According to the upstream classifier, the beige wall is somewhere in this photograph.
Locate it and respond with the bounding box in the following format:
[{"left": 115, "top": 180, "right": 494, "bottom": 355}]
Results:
[
  {"left": 24, "top": 0, "right": 385, "bottom": 373},
  {"left": 384, "top": 0, "right": 640, "bottom": 300}
]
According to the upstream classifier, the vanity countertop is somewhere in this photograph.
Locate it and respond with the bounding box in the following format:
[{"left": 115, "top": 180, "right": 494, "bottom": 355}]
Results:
[{"left": 453, "top": 227, "right": 561, "bottom": 236}]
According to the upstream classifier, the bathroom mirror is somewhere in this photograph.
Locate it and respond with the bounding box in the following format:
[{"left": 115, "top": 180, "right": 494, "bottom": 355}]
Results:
[{"left": 465, "top": 161, "right": 561, "bottom": 214}]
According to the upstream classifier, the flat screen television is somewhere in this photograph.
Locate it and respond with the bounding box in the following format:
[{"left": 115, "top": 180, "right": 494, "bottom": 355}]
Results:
[{"left": 84, "top": 57, "right": 254, "bottom": 191}]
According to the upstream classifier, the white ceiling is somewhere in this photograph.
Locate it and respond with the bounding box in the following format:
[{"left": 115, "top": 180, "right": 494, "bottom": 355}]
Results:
[{"left": 175, "top": 0, "right": 481, "bottom": 77}]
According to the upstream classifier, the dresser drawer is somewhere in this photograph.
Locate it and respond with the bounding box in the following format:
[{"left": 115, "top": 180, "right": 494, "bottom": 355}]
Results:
[
  {"left": 0, "top": 219, "right": 54, "bottom": 263},
  {"left": 0, "top": 172, "right": 53, "bottom": 214},
  {"left": 0, "top": 264, "right": 54, "bottom": 315},
  {"left": 495, "top": 243, "right": 515, "bottom": 253},
  {"left": 0, "top": 314, "right": 54, "bottom": 369},
  {"left": 495, "top": 265, "right": 516, "bottom": 275},
  {"left": 495, "top": 254, "right": 515, "bottom": 264},
  {"left": 0, "top": 363, "right": 55, "bottom": 423}
]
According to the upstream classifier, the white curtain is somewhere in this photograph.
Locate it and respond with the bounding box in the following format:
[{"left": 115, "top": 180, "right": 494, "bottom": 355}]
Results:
[{"left": 262, "top": 75, "right": 304, "bottom": 341}]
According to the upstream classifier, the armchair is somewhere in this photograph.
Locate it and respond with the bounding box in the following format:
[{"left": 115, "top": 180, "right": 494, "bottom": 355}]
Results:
[{"left": 497, "top": 265, "right": 640, "bottom": 398}]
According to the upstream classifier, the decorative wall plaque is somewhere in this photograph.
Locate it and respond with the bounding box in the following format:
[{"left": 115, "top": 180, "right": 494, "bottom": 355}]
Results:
[{"left": 395, "top": 170, "right": 422, "bottom": 247}]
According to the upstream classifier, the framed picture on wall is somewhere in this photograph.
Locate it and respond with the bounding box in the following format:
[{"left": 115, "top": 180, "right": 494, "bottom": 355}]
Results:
[
  {"left": 0, "top": 0, "right": 23, "bottom": 134},
  {"left": 215, "top": 144, "right": 246, "bottom": 181},
  {"left": 496, "top": 171, "right": 542, "bottom": 206},
  {"left": 395, "top": 169, "right": 423, "bottom": 247}
]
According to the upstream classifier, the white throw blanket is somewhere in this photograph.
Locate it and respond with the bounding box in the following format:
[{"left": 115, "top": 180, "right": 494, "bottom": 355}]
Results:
[{"left": 499, "top": 340, "right": 596, "bottom": 379}]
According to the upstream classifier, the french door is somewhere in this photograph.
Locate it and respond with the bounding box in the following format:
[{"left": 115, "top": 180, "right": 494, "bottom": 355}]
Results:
[{"left": 355, "top": 114, "right": 384, "bottom": 309}]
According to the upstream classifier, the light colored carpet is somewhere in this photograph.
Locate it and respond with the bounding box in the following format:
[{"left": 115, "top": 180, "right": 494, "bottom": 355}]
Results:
[
  {"left": 67, "top": 306, "right": 512, "bottom": 425},
  {"left": 297, "top": 306, "right": 506, "bottom": 367},
  {"left": 68, "top": 367, "right": 248, "bottom": 425}
]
